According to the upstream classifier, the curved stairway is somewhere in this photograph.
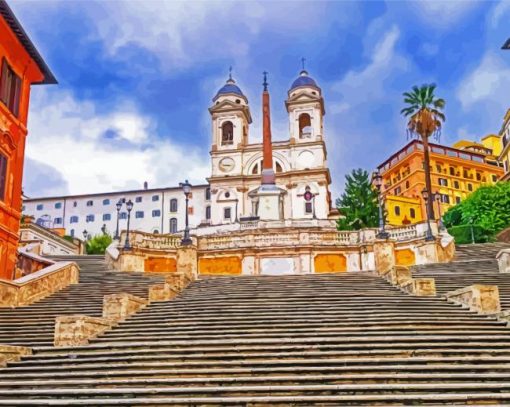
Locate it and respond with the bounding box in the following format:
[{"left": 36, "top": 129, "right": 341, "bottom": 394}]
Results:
[
  {"left": 1, "top": 271, "right": 510, "bottom": 404},
  {"left": 0, "top": 255, "right": 165, "bottom": 347}
]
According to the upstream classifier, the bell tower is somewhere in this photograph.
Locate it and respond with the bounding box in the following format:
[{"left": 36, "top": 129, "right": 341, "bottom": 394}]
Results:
[
  {"left": 285, "top": 60, "right": 325, "bottom": 143},
  {"left": 209, "top": 68, "right": 252, "bottom": 152}
]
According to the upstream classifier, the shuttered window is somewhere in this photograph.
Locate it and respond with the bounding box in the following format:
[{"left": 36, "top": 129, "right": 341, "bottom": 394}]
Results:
[
  {"left": 0, "top": 153, "right": 7, "bottom": 201},
  {"left": 0, "top": 59, "right": 22, "bottom": 117}
]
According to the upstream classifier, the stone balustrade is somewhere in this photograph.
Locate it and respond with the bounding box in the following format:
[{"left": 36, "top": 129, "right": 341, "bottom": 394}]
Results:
[
  {"left": 497, "top": 249, "right": 510, "bottom": 273},
  {"left": 0, "top": 345, "right": 31, "bottom": 367},
  {"left": 0, "top": 261, "right": 79, "bottom": 307},
  {"left": 446, "top": 285, "right": 501, "bottom": 315}
]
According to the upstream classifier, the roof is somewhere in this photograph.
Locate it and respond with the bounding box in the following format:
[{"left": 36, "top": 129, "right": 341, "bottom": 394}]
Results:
[
  {"left": 213, "top": 78, "right": 245, "bottom": 101},
  {"left": 290, "top": 70, "right": 319, "bottom": 91},
  {"left": 503, "top": 38, "right": 510, "bottom": 50},
  {"left": 23, "top": 183, "right": 209, "bottom": 202},
  {"left": 0, "top": 0, "right": 57, "bottom": 84}
]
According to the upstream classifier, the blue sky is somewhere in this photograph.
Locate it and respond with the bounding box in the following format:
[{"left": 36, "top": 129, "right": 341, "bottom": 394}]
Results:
[{"left": 12, "top": 0, "right": 510, "bottom": 200}]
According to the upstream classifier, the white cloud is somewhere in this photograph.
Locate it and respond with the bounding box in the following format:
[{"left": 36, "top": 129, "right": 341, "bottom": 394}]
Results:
[
  {"left": 491, "top": 0, "right": 510, "bottom": 26},
  {"left": 24, "top": 88, "right": 210, "bottom": 196},
  {"left": 410, "top": 0, "right": 482, "bottom": 27},
  {"left": 457, "top": 52, "right": 510, "bottom": 108}
]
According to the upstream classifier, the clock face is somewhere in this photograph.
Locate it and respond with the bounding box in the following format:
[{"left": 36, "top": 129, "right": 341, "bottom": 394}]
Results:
[{"left": 219, "top": 157, "right": 235, "bottom": 173}]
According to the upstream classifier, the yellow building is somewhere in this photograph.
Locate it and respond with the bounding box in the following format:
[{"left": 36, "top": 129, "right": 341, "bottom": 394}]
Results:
[
  {"left": 377, "top": 139, "right": 504, "bottom": 226},
  {"left": 498, "top": 109, "right": 510, "bottom": 181}
]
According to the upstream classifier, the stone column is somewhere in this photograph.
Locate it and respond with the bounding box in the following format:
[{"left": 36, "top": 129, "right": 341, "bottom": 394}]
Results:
[
  {"left": 177, "top": 245, "right": 198, "bottom": 279},
  {"left": 373, "top": 240, "right": 395, "bottom": 275}
]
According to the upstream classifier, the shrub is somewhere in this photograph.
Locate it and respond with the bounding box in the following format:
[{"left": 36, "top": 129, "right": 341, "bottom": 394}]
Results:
[
  {"left": 86, "top": 234, "right": 113, "bottom": 255},
  {"left": 447, "top": 225, "right": 493, "bottom": 244}
]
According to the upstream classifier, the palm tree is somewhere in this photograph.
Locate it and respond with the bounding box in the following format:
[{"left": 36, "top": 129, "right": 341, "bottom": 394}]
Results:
[{"left": 401, "top": 84, "right": 446, "bottom": 221}]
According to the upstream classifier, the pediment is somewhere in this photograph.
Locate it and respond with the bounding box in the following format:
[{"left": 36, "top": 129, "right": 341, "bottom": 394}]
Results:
[{"left": 209, "top": 101, "right": 252, "bottom": 123}]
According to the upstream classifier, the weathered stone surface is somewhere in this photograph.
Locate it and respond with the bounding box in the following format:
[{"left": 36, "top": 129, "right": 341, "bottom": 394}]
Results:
[
  {"left": 373, "top": 241, "right": 395, "bottom": 275},
  {"left": 117, "top": 252, "right": 145, "bottom": 272},
  {"left": 54, "top": 315, "right": 111, "bottom": 347},
  {"left": 103, "top": 293, "right": 148, "bottom": 323},
  {"left": 165, "top": 273, "right": 190, "bottom": 291},
  {"left": 497, "top": 249, "right": 510, "bottom": 273},
  {"left": 446, "top": 284, "right": 501, "bottom": 315},
  {"left": 0, "top": 262, "right": 79, "bottom": 308},
  {"left": 436, "top": 233, "right": 456, "bottom": 263},
  {"left": 384, "top": 266, "right": 412, "bottom": 286},
  {"left": 415, "top": 241, "right": 438, "bottom": 265},
  {"left": 149, "top": 283, "right": 178, "bottom": 302},
  {"left": 178, "top": 246, "right": 198, "bottom": 278},
  {"left": 0, "top": 345, "right": 31, "bottom": 367},
  {"left": 401, "top": 278, "right": 436, "bottom": 296}
]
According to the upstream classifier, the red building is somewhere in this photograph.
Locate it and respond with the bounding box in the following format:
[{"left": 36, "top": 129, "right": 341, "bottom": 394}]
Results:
[{"left": 0, "top": 0, "right": 56, "bottom": 279}]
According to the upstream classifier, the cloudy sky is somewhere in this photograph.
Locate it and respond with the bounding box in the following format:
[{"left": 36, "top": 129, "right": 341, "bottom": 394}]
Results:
[{"left": 12, "top": 0, "right": 510, "bottom": 200}]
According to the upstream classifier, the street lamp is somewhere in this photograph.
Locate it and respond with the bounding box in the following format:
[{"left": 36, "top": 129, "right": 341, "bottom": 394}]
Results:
[
  {"left": 421, "top": 188, "right": 434, "bottom": 241},
  {"left": 123, "top": 199, "right": 133, "bottom": 250},
  {"left": 180, "top": 180, "right": 192, "bottom": 246},
  {"left": 114, "top": 198, "right": 125, "bottom": 240},
  {"left": 434, "top": 192, "right": 444, "bottom": 231},
  {"left": 101, "top": 224, "right": 107, "bottom": 235},
  {"left": 372, "top": 171, "right": 389, "bottom": 239},
  {"left": 82, "top": 229, "right": 88, "bottom": 240}
]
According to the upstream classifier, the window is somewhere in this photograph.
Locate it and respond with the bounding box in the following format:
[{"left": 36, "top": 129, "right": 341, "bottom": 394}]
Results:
[
  {"left": 70, "top": 229, "right": 75, "bottom": 237},
  {"left": 170, "top": 198, "right": 178, "bottom": 212},
  {"left": 405, "top": 181, "right": 410, "bottom": 189},
  {"left": 119, "top": 212, "right": 127, "bottom": 220},
  {"left": 410, "top": 208, "right": 416, "bottom": 219},
  {"left": 54, "top": 217, "right": 62, "bottom": 225},
  {"left": 169, "top": 218, "right": 178, "bottom": 233},
  {"left": 70, "top": 216, "right": 79, "bottom": 223},
  {"left": 467, "top": 183, "right": 473, "bottom": 191},
  {"left": 455, "top": 196, "right": 461, "bottom": 204},
  {"left": 135, "top": 211, "right": 144, "bottom": 219},
  {"left": 221, "top": 121, "right": 234, "bottom": 145},
  {"left": 394, "top": 187, "right": 402, "bottom": 195},
  {"left": 453, "top": 180, "right": 459, "bottom": 189},
  {"left": 73, "top": 201, "right": 77, "bottom": 207},
  {"left": 476, "top": 172, "right": 481, "bottom": 181},
  {"left": 435, "top": 164, "right": 442, "bottom": 173},
  {"left": 449, "top": 167, "right": 455, "bottom": 176},
  {"left": 305, "top": 202, "right": 313, "bottom": 214},
  {"left": 440, "top": 194, "right": 450, "bottom": 204},
  {"left": 153, "top": 229, "right": 160, "bottom": 234},
  {"left": 103, "top": 214, "right": 111, "bottom": 221},
  {"left": 394, "top": 206, "right": 401, "bottom": 216},
  {"left": 205, "top": 188, "right": 211, "bottom": 201},
  {"left": 205, "top": 205, "right": 211, "bottom": 220},
  {"left": 135, "top": 196, "right": 142, "bottom": 203},
  {"left": 86, "top": 214, "right": 95, "bottom": 222},
  {"left": 152, "top": 209, "right": 161, "bottom": 217},
  {"left": 224, "top": 207, "right": 232, "bottom": 220},
  {"left": 0, "top": 59, "right": 22, "bottom": 117},
  {"left": 86, "top": 200, "right": 93, "bottom": 207},
  {"left": 276, "top": 162, "right": 283, "bottom": 173},
  {"left": 298, "top": 113, "right": 312, "bottom": 138},
  {"left": 103, "top": 199, "right": 110, "bottom": 205},
  {"left": 152, "top": 195, "right": 159, "bottom": 202},
  {"left": 492, "top": 175, "right": 498, "bottom": 182},
  {"left": 55, "top": 202, "right": 62, "bottom": 209},
  {"left": 0, "top": 153, "right": 7, "bottom": 201},
  {"left": 36, "top": 204, "right": 43, "bottom": 211},
  {"left": 438, "top": 178, "right": 448, "bottom": 187}
]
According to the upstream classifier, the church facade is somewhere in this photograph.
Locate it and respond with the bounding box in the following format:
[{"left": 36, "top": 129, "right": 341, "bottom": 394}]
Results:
[{"left": 23, "top": 69, "right": 338, "bottom": 238}]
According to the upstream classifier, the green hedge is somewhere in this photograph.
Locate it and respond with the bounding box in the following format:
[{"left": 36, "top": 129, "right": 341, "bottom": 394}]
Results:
[{"left": 447, "top": 225, "right": 493, "bottom": 244}]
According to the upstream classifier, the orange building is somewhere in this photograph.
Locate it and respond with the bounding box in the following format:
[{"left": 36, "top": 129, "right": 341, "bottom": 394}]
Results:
[
  {"left": 0, "top": 1, "right": 56, "bottom": 279},
  {"left": 377, "top": 139, "right": 504, "bottom": 226}
]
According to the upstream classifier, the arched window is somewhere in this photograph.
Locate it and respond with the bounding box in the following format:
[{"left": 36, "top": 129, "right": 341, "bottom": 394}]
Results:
[
  {"left": 298, "top": 113, "right": 312, "bottom": 138},
  {"left": 221, "top": 121, "right": 234, "bottom": 145},
  {"left": 170, "top": 198, "right": 178, "bottom": 212},
  {"left": 251, "top": 163, "right": 259, "bottom": 175},
  {"left": 205, "top": 187, "right": 211, "bottom": 201},
  {"left": 169, "top": 218, "right": 178, "bottom": 233},
  {"left": 206, "top": 205, "right": 211, "bottom": 220},
  {"left": 394, "top": 206, "right": 401, "bottom": 216},
  {"left": 276, "top": 162, "right": 283, "bottom": 173}
]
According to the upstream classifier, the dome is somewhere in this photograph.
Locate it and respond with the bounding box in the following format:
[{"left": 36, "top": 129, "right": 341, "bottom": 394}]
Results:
[
  {"left": 290, "top": 70, "right": 319, "bottom": 91},
  {"left": 213, "top": 78, "right": 245, "bottom": 101}
]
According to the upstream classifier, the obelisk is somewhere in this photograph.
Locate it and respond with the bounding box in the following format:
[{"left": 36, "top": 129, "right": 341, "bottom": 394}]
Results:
[{"left": 257, "top": 72, "right": 283, "bottom": 221}]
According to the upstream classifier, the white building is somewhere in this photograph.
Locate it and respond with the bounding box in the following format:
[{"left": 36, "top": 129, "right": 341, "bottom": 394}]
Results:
[{"left": 23, "top": 68, "right": 338, "bottom": 238}]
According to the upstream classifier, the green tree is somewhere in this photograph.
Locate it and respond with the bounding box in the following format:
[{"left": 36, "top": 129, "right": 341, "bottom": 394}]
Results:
[
  {"left": 336, "top": 169, "right": 379, "bottom": 230},
  {"left": 86, "top": 234, "right": 113, "bottom": 255},
  {"left": 443, "top": 182, "right": 510, "bottom": 238},
  {"left": 401, "top": 84, "right": 446, "bottom": 219}
]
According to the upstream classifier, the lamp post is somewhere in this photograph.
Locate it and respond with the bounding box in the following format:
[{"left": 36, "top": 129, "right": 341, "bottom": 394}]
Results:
[
  {"left": 114, "top": 198, "right": 124, "bottom": 240},
  {"left": 123, "top": 199, "right": 133, "bottom": 250},
  {"left": 434, "top": 192, "right": 444, "bottom": 231},
  {"left": 372, "top": 171, "right": 389, "bottom": 239},
  {"left": 82, "top": 229, "right": 88, "bottom": 240},
  {"left": 180, "top": 180, "right": 192, "bottom": 246},
  {"left": 421, "top": 188, "right": 434, "bottom": 241},
  {"left": 469, "top": 216, "right": 476, "bottom": 244},
  {"left": 101, "top": 224, "right": 107, "bottom": 235}
]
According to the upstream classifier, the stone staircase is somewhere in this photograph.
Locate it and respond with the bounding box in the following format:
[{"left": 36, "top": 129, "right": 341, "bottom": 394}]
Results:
[
  {"left": 2, "top": 272, "right": 510, "bottom": 404},
  {"left": 0, "top": 255, "right": 165, "bottom": 347},
  {"left": 412, "top": 243, "right": 510, "bottom": 309}
]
